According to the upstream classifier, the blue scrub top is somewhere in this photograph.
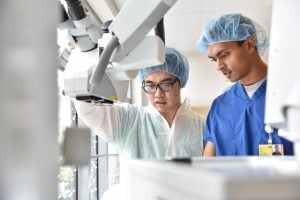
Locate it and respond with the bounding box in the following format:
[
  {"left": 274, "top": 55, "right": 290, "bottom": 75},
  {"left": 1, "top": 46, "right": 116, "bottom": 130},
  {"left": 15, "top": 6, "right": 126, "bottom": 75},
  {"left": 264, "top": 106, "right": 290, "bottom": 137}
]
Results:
[{"left": 204, "top": 80, "right": 294, "bottom": 156}]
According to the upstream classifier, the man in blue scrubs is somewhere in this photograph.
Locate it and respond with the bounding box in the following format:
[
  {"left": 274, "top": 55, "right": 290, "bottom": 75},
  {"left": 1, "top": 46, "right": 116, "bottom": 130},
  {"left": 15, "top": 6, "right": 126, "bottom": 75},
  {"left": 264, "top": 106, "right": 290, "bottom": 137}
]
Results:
[{"left": 196, "top": 13, "right": 294, "bottom": 156}]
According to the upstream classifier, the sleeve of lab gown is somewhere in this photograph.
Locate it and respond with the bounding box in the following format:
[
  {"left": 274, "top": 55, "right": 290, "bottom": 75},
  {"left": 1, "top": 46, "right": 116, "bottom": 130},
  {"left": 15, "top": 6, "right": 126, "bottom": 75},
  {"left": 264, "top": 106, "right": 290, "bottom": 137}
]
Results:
[
  {"left": 74, "top": 100, "right": 139, "bottom": 144},
  {"left": 74, "top": 100, "right": 110, "bottom": 141}
]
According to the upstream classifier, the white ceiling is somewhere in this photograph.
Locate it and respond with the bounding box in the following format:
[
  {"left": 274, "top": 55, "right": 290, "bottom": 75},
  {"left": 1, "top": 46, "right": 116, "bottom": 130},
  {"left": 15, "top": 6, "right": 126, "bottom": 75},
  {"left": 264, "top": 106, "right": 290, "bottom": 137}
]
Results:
[{"left": 88, "top": 0, "right": 273, "bottom": 107}]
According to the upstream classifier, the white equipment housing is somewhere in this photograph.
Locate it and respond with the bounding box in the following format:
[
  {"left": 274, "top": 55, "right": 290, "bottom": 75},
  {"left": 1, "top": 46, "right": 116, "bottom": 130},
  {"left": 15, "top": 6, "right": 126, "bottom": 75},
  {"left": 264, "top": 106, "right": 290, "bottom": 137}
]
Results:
[
  {"left": 265, "top": 0, "right": 300, "bottom": 155},
  {"left": 63, "top": 35, "right": 165, "bottom": 102},
  {"left": 62, "top": 0, "right": 177, "bottom": 102},
  {"left": 129, "top": 157, "right": 300, "bottom": 200}
]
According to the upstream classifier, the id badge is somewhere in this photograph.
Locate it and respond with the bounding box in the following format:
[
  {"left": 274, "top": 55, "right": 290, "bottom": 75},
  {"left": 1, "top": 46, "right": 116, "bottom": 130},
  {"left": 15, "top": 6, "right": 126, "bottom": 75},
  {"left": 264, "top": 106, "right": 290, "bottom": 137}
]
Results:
[{"left": 259, "top": 144, "right": 284, "bottom": 156}]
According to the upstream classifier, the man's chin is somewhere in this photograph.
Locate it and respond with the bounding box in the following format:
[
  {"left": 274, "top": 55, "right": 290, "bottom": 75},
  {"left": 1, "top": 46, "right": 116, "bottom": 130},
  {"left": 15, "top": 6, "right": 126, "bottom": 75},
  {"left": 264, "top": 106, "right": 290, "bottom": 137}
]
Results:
[
  {"left": 227, "top": 76, "right": 238, "bottom": 83},
  {"left": 155, "top": 105, "right": 167, "bottom": 113}
]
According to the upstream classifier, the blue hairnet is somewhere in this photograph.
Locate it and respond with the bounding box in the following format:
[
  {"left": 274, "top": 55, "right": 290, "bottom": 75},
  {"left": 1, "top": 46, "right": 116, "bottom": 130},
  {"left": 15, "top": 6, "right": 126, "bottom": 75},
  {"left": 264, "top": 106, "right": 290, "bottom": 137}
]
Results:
[
  {"left": 197, "top": 13, "right": 268, "bottom": 55},
  {"left": 138, "top": 47, "right": 189, "bottom": 88}
]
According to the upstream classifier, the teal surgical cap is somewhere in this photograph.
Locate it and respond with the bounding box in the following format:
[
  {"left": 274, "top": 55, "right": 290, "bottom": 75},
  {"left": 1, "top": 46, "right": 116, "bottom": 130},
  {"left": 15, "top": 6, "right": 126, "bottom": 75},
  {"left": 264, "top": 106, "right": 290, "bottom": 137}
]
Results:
[
  {"left": 139, "top": 47, "right": 189, "bottom": 88},
  {"left": 197, "top": 13, "right": 268, "bottom": 55}
]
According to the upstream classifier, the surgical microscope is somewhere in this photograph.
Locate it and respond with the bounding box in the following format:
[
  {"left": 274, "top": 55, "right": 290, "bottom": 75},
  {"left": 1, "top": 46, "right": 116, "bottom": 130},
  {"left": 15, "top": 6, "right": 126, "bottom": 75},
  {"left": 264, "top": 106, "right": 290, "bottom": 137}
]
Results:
[{"left": 59, "top": 0, "right": 178, "bottom": 104}]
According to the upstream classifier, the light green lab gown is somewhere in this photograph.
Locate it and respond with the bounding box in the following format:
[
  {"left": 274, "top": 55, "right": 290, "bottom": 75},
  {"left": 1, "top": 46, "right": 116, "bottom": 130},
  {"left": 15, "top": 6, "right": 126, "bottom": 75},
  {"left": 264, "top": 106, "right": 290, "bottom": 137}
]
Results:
[{"left": 75, "top": 98, "right": 205, "bottom": 199}]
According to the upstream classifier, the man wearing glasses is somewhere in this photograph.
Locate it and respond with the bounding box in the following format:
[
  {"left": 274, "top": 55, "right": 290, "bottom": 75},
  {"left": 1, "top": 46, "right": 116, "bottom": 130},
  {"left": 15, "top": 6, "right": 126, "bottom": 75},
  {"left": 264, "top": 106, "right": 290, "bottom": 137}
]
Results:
[{"left": 75, "top": 47, "right": 205, "bottom": 200}]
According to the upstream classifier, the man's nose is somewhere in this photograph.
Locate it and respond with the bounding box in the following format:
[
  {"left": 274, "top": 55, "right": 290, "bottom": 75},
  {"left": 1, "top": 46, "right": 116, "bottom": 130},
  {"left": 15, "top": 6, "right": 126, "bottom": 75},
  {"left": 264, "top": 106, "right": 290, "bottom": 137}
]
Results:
[
  {"left": 154, "top": 86, "right": 164, "bottom": 96},
  {"left": 216, "top": 59, "right": 225, "bottom": 71}
]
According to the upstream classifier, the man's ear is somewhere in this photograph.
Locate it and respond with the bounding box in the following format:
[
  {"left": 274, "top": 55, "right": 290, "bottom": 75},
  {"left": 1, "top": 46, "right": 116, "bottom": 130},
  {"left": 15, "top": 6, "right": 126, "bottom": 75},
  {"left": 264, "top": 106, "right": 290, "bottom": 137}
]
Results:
[{"left": 245, "top": 37, "right": 256, "bottom": 53}]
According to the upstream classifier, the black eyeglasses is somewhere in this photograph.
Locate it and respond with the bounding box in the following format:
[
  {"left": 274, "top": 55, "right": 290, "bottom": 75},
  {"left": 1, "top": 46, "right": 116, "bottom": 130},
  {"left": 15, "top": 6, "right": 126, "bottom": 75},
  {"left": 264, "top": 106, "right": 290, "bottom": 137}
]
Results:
[{"left": 142, "top": 78, "right": 178, "bottom": 94}]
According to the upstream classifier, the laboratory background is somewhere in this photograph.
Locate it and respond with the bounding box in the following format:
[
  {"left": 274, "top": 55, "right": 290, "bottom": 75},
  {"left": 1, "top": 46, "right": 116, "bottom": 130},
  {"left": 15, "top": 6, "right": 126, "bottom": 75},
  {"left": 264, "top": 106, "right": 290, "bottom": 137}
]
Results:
[{"left": 0, "top": 0, "right": 300, "bottom": 200}]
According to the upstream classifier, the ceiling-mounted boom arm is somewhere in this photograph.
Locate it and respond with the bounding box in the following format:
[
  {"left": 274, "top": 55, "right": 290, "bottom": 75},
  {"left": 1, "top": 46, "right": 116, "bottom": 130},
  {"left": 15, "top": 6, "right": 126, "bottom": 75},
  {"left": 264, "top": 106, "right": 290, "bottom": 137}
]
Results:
[{"left": 89, "top": 0, "right": 177, "bottom": 89}]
